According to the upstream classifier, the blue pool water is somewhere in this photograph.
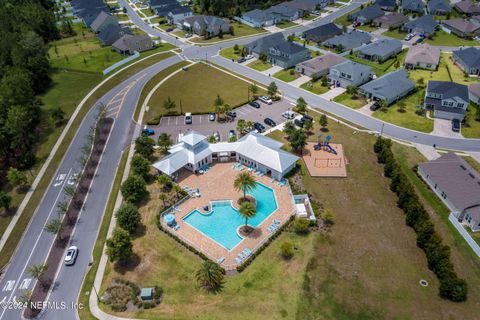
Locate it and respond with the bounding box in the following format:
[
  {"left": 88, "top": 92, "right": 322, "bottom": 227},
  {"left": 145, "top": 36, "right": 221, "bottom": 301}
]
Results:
[{"left": 183, "top": 182, "right": 278, "bottom": 250}]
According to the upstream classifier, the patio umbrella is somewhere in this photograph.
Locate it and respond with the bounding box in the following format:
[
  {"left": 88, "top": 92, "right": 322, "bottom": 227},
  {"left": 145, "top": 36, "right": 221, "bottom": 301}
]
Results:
[{"left": 164, "top": 213, "right": 175, "bottom": 226}]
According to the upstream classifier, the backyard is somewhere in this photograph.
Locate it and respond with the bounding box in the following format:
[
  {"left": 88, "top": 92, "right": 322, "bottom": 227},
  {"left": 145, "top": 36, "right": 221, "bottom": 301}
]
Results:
[
  {"left": 98, "top": 110, "right": 480, "bottom": 320},
  {"left": 300, "top": 80, "right": 330, "bottom": 95},
  {"left": 273, "top": 68, "right": 301, "bottom": 82},
  {"left": 333, "top": 92, "right": 367, "bottom": 109},
  {"left": 146, "top": 62, "right": 265, "bottom": 119},
  {"left": 247, "top": 59, "right": 272, "bottom": 71}
]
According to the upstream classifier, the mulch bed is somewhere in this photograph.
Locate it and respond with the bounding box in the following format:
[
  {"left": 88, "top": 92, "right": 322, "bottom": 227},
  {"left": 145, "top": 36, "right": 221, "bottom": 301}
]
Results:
[{"left": 24, "top": 118, "right": 113, "bottom": 319}]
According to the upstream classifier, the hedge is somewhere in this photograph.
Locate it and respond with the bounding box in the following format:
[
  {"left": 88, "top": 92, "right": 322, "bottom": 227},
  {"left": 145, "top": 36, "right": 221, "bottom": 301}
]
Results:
[{"left": 373, "top": 136, "right": 468, "bottom": 302}]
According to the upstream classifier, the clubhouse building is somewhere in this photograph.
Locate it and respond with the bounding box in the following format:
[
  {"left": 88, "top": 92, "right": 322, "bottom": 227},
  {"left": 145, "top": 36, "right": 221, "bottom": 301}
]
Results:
[{"left": 152, "top": 131, "right": 299, "bottom": 181}]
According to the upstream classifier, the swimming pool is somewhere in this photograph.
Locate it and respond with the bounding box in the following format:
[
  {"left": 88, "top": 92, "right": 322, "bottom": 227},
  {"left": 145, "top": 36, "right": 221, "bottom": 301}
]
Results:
[{"left": 183, "top": 182, "right": 278, "bottom": 250}]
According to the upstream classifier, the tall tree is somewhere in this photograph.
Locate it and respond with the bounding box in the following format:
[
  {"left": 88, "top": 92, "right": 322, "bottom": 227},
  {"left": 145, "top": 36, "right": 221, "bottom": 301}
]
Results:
[
  {"left": 106, "top": 228, "right": 133, "bottom": 263},
  {"left": 157, "top": 133, "right": 172, "bottom": 152},
  {"left": 233, "top": 172, "right": 256, "bottom": 201},
  {"left": 239, "top": 201, "right": 256, "bottom": 227},
  {"left": 196, "top": 261, "right": 224, "bottom": 291},
  {"left": 116, "top": 202, "right": 141, "bottom": 234}
]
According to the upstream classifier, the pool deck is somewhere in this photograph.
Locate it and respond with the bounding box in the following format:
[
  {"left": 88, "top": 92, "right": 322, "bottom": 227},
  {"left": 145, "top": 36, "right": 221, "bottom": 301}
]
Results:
[{"left": 161, "top": 162, "right": 295, "bottom": 270}]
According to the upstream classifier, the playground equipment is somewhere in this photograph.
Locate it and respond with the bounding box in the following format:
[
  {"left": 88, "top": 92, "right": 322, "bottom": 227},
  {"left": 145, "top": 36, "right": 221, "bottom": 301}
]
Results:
[{"left": 313, "top": 134, "right": 337, "bottom": 155}]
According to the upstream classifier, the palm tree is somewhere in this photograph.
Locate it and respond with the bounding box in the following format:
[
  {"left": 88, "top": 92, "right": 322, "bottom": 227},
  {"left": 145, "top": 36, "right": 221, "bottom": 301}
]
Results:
[
  {"left": 196, "top": 261, "right": 224, "bottom": 291},
  {"left": 159, "top": 193, "right": 168, "bottom": 208},
  {"left": 27, "top": 263, "right": 48, "bottom": 284},
  {"left": 239, "top": 201, "right": 256, "bottom": 227},
  {"left": 237, "top": 119, "right": 246, "bottom": 136},
  {"left": 233, "top": 172, "right": 256, "bottom": 201}
]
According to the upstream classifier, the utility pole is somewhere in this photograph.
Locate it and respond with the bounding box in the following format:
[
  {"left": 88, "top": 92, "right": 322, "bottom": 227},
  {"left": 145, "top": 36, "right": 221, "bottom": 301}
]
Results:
[{"left": 380, "top": 123, "right": 385, "bottom": 137}]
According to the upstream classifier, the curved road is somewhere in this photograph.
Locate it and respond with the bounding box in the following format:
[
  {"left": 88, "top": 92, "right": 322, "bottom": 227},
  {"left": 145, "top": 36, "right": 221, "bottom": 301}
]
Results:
[{"left": 0, "top": 2, "right": 479, "bottom": 320}]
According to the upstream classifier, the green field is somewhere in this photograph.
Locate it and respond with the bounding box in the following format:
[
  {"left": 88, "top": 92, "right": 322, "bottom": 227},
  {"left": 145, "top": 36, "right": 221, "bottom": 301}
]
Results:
[
  {"left": 146, "top": 62, "right": 265, "bottom": 119},
  {"left": 97, "top": 110, "right": 480, "bottom": 320},
  {"left": 247, "top": 59, "right": 272, "bottom": 71},
  {"left": 425, "top": 30, "right": 480, "bottom": 46},
  {"left": 273, "top": 69, "right": 301, "bottom": 82},
  {"left": 300, "top": 80, "right": 329, "bottom": 95},
  {"left": 189, "top": 22, "right": 265, "bottom": 43},
  {"left": 333, "top": 92, "right": 368, "bottom": 109}
]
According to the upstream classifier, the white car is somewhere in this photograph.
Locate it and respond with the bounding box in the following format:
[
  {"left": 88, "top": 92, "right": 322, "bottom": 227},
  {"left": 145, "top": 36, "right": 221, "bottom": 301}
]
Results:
[
  {"left": 64, "top": 246, "right": 78, "bottom": 266},
  {"left": 259, "top": 95, "right": 273, "bottom": 105},
  {"left": 245, "top": 54, "right": 254, "bottom": 60},
  {"left": 404, "top": 33, "right": 415, "bottom": 41},
  {"left": 282, "top": 110, "right": 296, "bottom": 119}
]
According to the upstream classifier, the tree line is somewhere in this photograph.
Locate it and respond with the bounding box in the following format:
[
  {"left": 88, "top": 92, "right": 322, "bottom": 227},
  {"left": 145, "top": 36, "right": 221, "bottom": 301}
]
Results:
[
  {"left": 0, "top": 0, "right": 58, "bottom": 185},
  {"left": 374, "top": 136, "right": 467, "bottom": 302},
  {"left": 193, "top": 0, "right": 284, "bottom": 18}
]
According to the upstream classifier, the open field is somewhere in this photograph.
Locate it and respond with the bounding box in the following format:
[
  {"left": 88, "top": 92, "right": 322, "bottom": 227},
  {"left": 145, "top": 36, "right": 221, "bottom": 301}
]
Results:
[
  {"left": 425, "top": 30, "right": 479, "bottom": 46},
  {"left": 98, "top": 110, "right": 480, "bottom": 319},
  {"left": 247, "top": 59, "right": 272, "bottom": 71},
  {"left": 300, "top": 80, "right": 330, "bottom": 95},
  {"left": 189, "top": 22, "right": 265, "bottom": 43},
  {"left": 347, "top": 49, "right": 408, "bottom": 77},
  {"left": 333, "top": 92, "right": 367, "bottom": 109},
  {"left": 273, "top": 69, "right": 301, "bottom": 82},
  {"left": 146, "top": 63, "right": 265, "bottom": 118}
]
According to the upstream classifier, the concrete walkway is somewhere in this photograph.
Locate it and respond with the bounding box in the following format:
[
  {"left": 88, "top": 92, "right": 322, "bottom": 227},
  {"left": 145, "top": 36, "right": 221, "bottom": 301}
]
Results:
[
  {"left": 468, "top": 151, "right": 480, "bottom": 164},
  {"left": 358, "top": 101, "right": 375, "bottom": 116},
  {"left": 319, "top": 87, "right": 346, "bottom": 100},
  {"left": 289, "top": 75, "right": 311, "bottom": 87},
  {"left": 414, "top": 143, "right": 440, "bottom": 160},
  {"left": 262, "top": 65, "right": 283, "bottom": 76},
  {"left": 432, "top": 118, "right": 463, "bottom": 138}
]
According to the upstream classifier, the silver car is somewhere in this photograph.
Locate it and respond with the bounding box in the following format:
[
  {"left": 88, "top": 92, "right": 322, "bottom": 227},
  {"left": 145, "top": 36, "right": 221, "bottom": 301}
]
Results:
[{"left": 64, "top": 246, "right": 78, "bottom": 266}]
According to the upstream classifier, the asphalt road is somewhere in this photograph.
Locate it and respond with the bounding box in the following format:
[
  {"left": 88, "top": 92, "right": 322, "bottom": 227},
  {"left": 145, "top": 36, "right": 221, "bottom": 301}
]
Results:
[{"left": 0, "top": 1, "right": 479, "bottom": 320}]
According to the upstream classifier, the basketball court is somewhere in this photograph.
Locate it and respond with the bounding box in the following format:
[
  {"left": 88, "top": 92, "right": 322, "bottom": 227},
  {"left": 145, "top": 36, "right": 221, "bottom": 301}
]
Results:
[{"left": 302, "top": 142, "right": 347, "bottom": 177}]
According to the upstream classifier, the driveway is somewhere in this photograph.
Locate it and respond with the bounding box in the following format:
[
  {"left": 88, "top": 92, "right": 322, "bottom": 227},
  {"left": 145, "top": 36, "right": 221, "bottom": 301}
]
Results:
[
  {"left": 290, "top": 75, "right": 311, "bottom": 87},
  {"left": 358, "top": 101, "right": 376, "bottom": 116},
  {"left": 320, "top": 86, "right": 346, "bottom": 100},
  {"left": 262, "top": 65, "right": 283, "bottom": 76},
  {"left": 148, "top": 100, "right": 293, "bottom": 143},
  {"left": 432, "top": 118, "right": 463, "bottom": 138}
]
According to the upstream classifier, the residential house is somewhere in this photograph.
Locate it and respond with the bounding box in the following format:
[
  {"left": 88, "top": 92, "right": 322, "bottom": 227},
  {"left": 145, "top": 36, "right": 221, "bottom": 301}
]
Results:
[
  {"left": 112, "top": 34, "right": 154, "bottom": 54},
  {"left": 372, "top": 12, "right": 409, "bottom": 29},
  {"left": 295, "top": 54, "right": 347, "bottom": 78},
  {"left": 400, "top": 0, "right": 425, "bottom": 13},
  {"left": 359, "top": 69, "right": 415, "bottom": 105},
  {"left": 241, "top": 3, "right": 302, "bottom": 27},
  {"left": 152, "top": 131, "right": 300, "bottom": 181},
  {"left": 90, "top": 11, "right": 117, "bottom": 33},
  {"left": 442, "top": 19, "right": 480, "bottom": 38},
  {"left": 70, "top": 0, "right": 109, "bottom": 27},
  {"left": 374, "top": 0, "right": 397, "bottom": 11},
  {"left": 167, "top": 6, "right": 193, "bottom": 25},
  {"left": 246, "top": 33, "right": 311, "bottom": 68},
  {"left": 418, "top": 153, "right": 480, "bottom": 232},
  {"left": 427, "top": 0, "right": 451, "bottom": 15},
  {"left": 302, "top": 23, "right": 343, "bottom": 43},
  {"left": 96, "top": 23, "right": 131, "bottom": 46},
  {"left": 469, "top": 83, "right": 480, "bottom": 104},
  {"left": 328, "top": 60, "right": 374, "bottom": 88},
  {"left": 424, "top": 80, "right": 469, "bottom": 120},
  {"left": 355, "top": 39, "right": 403, "bottom": 62},
  {"left": 349, "top": 5, "right": 385, "bottom": 24},
  {"left": 404, "top": 43, "right": 440, "bottom": 70},
  {"left": 402, "top": 15, "right": 438, "bottom": 36},
  {"left": 452, "top": 47, "right": 480, "bottom": 75},
  {"left": 322, "top": 30, "right": 372, "bottom": 52},
  {"left": 284, "top": 0, "right": 317, "bottom": 12},
  {"left": 179, "top": 15, "right": 230, "bottom": 37},
  {"left": 454, "top": 0, "right": 480, "bottom": 16}
]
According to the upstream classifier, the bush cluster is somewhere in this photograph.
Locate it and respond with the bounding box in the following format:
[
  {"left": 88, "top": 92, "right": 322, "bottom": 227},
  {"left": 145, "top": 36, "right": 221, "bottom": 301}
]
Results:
[
  {"left": 374, "top": 137, "right": 467, "bottom": 302},
  {"left": 107, "top": 279, "right": 163, "bottom": 311}
]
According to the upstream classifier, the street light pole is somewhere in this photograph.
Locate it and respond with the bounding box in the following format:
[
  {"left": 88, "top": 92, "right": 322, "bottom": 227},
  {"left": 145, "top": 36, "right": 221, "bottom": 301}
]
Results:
[{"left": 380, "top": 123, "right": 385, "bottom": 137}]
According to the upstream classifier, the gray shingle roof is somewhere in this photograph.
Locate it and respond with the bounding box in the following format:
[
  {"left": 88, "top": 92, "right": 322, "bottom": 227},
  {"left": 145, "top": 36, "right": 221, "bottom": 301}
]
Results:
[
  {"left": 350, "top": 5, "right": 385, "bottom": 20},
  {"left": 296, "top": 54, "right": 347, "bottom": 73},
  {"left": 404, "top": 15, "right": 438, "bottom": 34},
  {"left": 404, "top": 43, "right": 440, "bottom": 65},
  {"left": 246, "top": 33, "right": 285, "bottom": 54},
  {"left": 322, "top": 30, "right": 372, "bottom": 50},
  {"left": 428, "top": 0, "right": 452, "bottom": 13},
  {"left": 401, "top": 0, "right": 425, "bottom": 12},
  {"left": 453, "top": 47, "right": 480, "bottom": 69},
  {"left": 375, "top": 0, "right": 397, "bottom": 8},
  {"left": 455, "top": 0, "right": 480, "bottom": 14},
  {"left": 442, "top": 18, "right": 480, "bottom": 33},
  {"left": 332, "top": 60, "right": 372, "bottom": 76},
  {"left": 356, "top": 39, "right": 402, "bottom": 57},
  {"left": 427, "top": 80, "right": 469, "bottom": 102},
  {"left": 373, "top": 12, "right": 409, "bottom": 26},
  {"left": 359, "top": 69, "right": 414, "bottom": 101},
  {"left": 303, "top": 23, "right": 342, "bottom": 40},
  {"left": 419, "top": 153, "right": 480, "bottom": 214}
]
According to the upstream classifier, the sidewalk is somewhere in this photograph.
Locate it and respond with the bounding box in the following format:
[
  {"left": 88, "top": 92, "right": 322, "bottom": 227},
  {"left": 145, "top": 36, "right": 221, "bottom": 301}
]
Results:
[
  {"left": 289, "top": 75, "right": 311, "bottom": 87},
  {"left": 414, "top": 143, "right": 440, "bottom": 161}
]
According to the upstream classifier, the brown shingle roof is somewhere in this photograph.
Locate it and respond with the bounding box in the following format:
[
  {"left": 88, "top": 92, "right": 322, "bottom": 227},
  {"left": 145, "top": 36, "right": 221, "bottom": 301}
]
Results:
[
  {"left": 404, "top": 43, "right": 440, "bottom": 65},
  {"left": 296, "top": 54, "right": 347, "bottom": 73}
]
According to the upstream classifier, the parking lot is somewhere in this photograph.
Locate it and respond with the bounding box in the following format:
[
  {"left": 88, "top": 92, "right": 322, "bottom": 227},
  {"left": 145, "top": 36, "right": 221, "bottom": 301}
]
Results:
[{"left": 148, "top": 99, "right": 293, "bottom": 143}]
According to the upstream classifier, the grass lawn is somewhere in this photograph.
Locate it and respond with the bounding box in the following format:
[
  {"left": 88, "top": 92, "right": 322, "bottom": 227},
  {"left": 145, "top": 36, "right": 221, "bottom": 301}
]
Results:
[
  {"left": 334, "top": 8, "right": 357, "bottom": 26},
  {"left": 425, "top": 30, "right": 480, "bottom": 46},
  {"left": 357, "top": 24, "right": 378, "bottom": 32},
  {"left": 301, "top": 14, "right": 316, "bottom": 21},
  {"left": 115, "top": 14, "right": 130, "bottom": 22},
  {"left": 462, "top": 104, "right": 480, "bottom": 138},
  {"left": 247, "top": 59, "right": 272, "bottom": 71},
  {"left": 172, "top": 30, "right": 185, "bottom": 38},
  {"left": 139, "top": 8, "right": 153, "bottom": 16},
  {"left": 300, "top": 80, "right": 330, "bottom": 95},
  {"left": 273, "top": 68, "right": 301, "bottom": 82},
  {"left": 96, "top": 106, "right": 480, "bottom": 320},
  {"left": 146, "top": 62, "right": 265, "bottom": 119},
  {"left": 219, "top": 46, "right": 244, "bottom": 60},
  {"left": 329, "top": 2, "right": 345, "bottom": 7},
  {"left": 381, "top": 28, "right": 407, "bottom": 40},
  {"left": 189, "top": 22, "right": 265, "bottom": 43},
  {"left": 275, "top": 20, "right": 298, "bottom": 29},
  {"left": 333, "top": 92, "right": 368, "bottom": 109},
  {"left": 347, "top": 49, "right": 408, "bottom": 77},
  {"left": 158, "top": 23, "right": 176, "bottom": 31},
  {"left": 150, "top": 17, "right": 167, "bottom": 24},
  {"left": 373, "top": 89, "right": 434, "bottom": 132}
]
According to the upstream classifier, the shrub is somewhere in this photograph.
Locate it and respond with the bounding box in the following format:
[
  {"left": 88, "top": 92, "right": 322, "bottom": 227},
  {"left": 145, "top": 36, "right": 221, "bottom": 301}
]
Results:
[
  {"left": 121, "top": 175, "right": 148, "bottom": 204},
  {"left": 146, "top": 117, "right": 160, "bottom": 125},
  {"left": 321, "top": 208, "right": 334, "bottom": 225},
  {"left": 293, "top": 218, "right": 310, "bottom": 234},
  {"left": 116, "top": 202, "right": 141, "bottom": 234},
  {"left": 280, "top": 241, "right": 294, "bottom": 259},
  {"left": 439, "top": 276, "right": 468, "bottom": 302}
]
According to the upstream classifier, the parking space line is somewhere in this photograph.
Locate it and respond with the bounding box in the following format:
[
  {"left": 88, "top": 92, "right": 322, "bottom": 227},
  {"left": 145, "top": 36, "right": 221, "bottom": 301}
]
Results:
[{"left": 175, "top": 117, "right": 178, "bottom": 125}]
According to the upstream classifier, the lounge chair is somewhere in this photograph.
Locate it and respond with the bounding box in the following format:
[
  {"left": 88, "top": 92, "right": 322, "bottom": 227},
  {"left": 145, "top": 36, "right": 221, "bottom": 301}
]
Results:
[
  {"left": 173, "top": 225, "right": 180, "bottom": 231},
  {"left": 235, "top": 257, "right": 243, "bottom": 264},
  {"left": 244, "top": 248, "right": 252, "bottom": 256},
  {"left": 274, "top": 219, "right": 281, "bottom": 224},
  {"left": 217, "top": 257, "right": 225, "bottom": 264}
]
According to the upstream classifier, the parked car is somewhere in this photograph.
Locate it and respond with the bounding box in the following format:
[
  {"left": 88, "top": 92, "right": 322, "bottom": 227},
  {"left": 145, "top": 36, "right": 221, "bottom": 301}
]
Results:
[
  {"left": 237, "top": 57, "right": 246, "bottom": 63},
  {"left": 264, "top": 117, "right": 276, "bottom": 127},
  {"left": 142, "top": 128, "right": 155, "bottom": 136},
  {"left": 302, "top": 114, "right": 313, "bottom": 123},
  {"left": 282, "top": 110, "right": 296, "bottom": 119},
  {"left": 213, "top": 131, "right": 220, "bottom": 141},
  {"left": 209, "top": 112, "right": 216, "bottom": 121},
  {"left": 185, "top": 112, "right": 192, "bottom": 124},
  {"left": 254, "top": 122, "right": 265, "bottom": 133},
  {"left": 294, "top": 118, "right": 304, "bottom": 128},
  {"left": 227, "top": 111, "right": 237, "bottom": 118},
  {"left": 415, "top": 37, "right": 424, "bottom": 44},
  {"left": 404, "top": 33, "right": 414, "bottom": 41},
  {"left": 353, "top": 21, "right": 362, "bottom": 28},
  {"left": 245, "top": 54, "right": 254, "bottom": 60},
  {"left": 185, "top": 33, "right": 193, "bottom": 38},
  {"left": 64, "top": 246, "right": 78, "bottom": 266},
  {"left": 369, "top": 101, "right": 381, "bottom": 111},
  {"left": 249, "top": 101, "right": 260, "bottom": 108},
  {"left": 259, "top": 95, "right": 273, "bottom": 105},
  {"left": 166, "top": 27, "right": 174, "bottom": 32},
  {"left": 229, "top": 129, "right": 236, "bottom": 138},
  {"left": 452, "top": 119, "right": 460, "bottom": 132}
]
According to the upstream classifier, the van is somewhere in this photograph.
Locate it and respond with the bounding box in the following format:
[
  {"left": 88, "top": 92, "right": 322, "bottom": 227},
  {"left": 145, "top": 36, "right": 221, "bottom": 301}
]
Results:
[{"left": 185, "top": 112, "right": 192, "bottom": 124}]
